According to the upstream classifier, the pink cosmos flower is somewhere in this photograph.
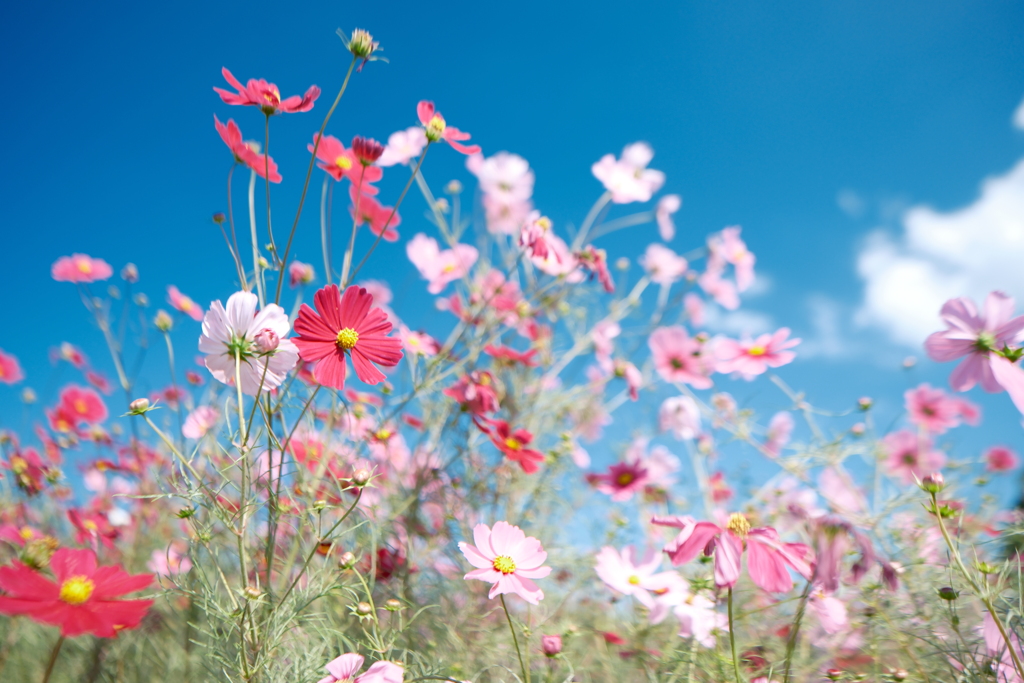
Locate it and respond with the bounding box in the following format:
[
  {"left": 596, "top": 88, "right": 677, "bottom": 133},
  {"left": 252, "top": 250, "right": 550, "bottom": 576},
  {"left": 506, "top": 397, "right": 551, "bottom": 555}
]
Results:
[
  {"left": 519, "top": 212, "right": 557, "bottom": 261},
  {"left": 674, "top": 594, "right": 727, "bottom": 647},
  {"left": 214, "top": 67, "right": 319, "bottom": 114},
  {"left": 591, "top": 142, "right": 666, "bottom": 204},
  {"left": 406, "top": 233, "right": 478, "bottom": 294},
  {"left": 656, "top": 194, "right": 682, "bottom": 241},
  {"left": 640, "top": 244, "right": 688, "bottom": 285},
  {"left": 684, "top": 293, "right": 705, "bottom": 326},
  {"left": 198, "top": 291, "right": 299, "bottom": 396},
  {"left": 482, "top": 419, "right": 545, "bottom": 473},
  {"left": 182, "top": 406, "right": 218, "bottom": 439},
  {"left": 531, "top": 233, "right": 580, "bottom": 278},
  {"left": 398, "top": 326, "right": 440, "bottom": 357},
  {"left": 577, "top": 246, "right": 615, "bottom": 293},
  {"left": 698, "top": 269, "right": 740, "bottom": 310},
  {"left": 708, "top": 227, "right": 756, "bottom": 291},
  {"left": 587, "top": 460, "right": 649, "bottom": 501},
  {"left": 708, "top": 471, "right": 733, "bottom": 503},
  {"left": 881, "top": 429, "right": 946, "bottom": 485},
  {"left": 458, "top": 521, "right": 551, "bottom": 604},
  {"left": 289, "top": 261, "right": 315, "bottom": 287},
  {"left": 317, "top": 654, "right": 404, "bottom": 683},
  {"left": 467, "top": 152, "right": 535, "bottom": 204},
  {"left": 0, "top": 350, "right": 24, "bottom": 385},
  {"left": 762, "top": 411, "right": 794, "bottom": 457},
  {"left": 349, "top": 186, "right": 401, "bottom": 242},
  {"left": 715, "top": 328, "right": 800, "bottom": 380},
  {"left": 309, "top": 134, "right": 383, "bottom": 189},
  {"left": 214, "top": 116, "right": 282, "bottom": 182},
  {"left": 904, "top": 383, "right": 980, "bottom": 434},
  {"left": 614, "top": 360, "right": 643, "bottom": 401},
  {"left": 653, "top": 514, "right": 814, "bottom": 593},
  {"left": 51, "top": 254, "right": 113, "bottom": 283},
  {"left": 591, "top": 320, "right": 622, "bottom": 369},
  {"left": 417, "top": 101, "right": 481, "bottom": 155},
  {"left": 985, "top": 445, "right": 1019, "bottom": 472},
  {"left": 377, "top": 127, "right": 428, "bottom": 167},
  {"left": 167, "top": 285, "right": 203, "bottom": 322},
  {"left": 595, "top": 546, "right": 689, "bottom": 623},
  {"left": 293, "top": 285, "right": 403, "bottom": 389},
  {"left": 444, "top": 372, "right": 499, "bottom": 416},
  {"left": 58, "top": 385, "right": 108, "bottom": 425},
  {"left": 147, "top": 544, "right": 192, "bottom": 577},
  {"left": 649, "top": 326, "right": 714, "bottom": 388},
  {"left": 659, "top": 395, "right": 702, "bottom": 440},
  {"left": 925, "top": 292, "right": 1024, "bottom": 397}
]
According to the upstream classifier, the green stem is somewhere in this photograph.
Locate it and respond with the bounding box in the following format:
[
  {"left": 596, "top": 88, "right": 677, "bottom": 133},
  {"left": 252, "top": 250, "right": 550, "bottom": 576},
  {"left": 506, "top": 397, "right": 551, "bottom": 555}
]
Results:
[
  {"left": 781, "top": 580, "right": 812, "bottom": 683},
  {"left": 728, "top": 588, "right": 742, "bottom": 683},
  {"left": 41, "top": 636, "right": 64, "bottom": 683},
  {"left": 264, "top": 113, "right": 277, "bottom": 258},
  {"left": 501, "top": 594, "right": 530, "bottom": 683}
]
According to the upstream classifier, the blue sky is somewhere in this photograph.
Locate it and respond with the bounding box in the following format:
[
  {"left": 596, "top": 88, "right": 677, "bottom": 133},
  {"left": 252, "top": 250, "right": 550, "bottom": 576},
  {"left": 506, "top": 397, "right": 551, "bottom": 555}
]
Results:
[{"left": 3, "top": 1, "right": 1024, "bottom": 503}]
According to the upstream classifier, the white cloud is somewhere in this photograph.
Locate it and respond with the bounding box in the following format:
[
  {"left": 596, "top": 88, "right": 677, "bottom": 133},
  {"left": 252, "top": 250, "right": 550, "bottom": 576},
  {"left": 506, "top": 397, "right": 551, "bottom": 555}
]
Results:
[
  {"left": 836, "top": 189, "right": 865, "bottom": 218},
  {"left": 856, "top": 157, "right": 1024, "bottom": 347},
  {"left": 1014, "top": 95, "right": 1024, "bottom": 130}
]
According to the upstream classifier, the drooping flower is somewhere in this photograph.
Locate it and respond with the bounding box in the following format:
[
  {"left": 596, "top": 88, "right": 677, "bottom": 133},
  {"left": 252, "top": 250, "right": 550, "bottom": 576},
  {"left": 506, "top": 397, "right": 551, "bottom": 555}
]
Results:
[
  {"left": 51, "top": 254, "right": 113, "bottom": 283},
  {"left": 351, "top": 136, "right": 385, "bottom": 165},
  {"left": 289, "top": 261, "right": 315, "bottom": 287},
  {"left": 904, "top": 383, "right": 979, "bottom": 434},
  {"left": 377, "top": 127, "right": 428, "bottom": 167},
  {"left": 309, "top": 134, "right": 383, "bottom": 188},
  {"left": 659, "top": 396, "right": 702, "bottom": 440},
  {"left": 591, "top": 142, "right": 666, "bottom": 204},
  {"left": 541, "top": 635, "right": 562, "bottom": 657},
  {"left": 167, "top": 285, "right": 203, "bottom": 322},
  {"left": 715, "top": 329, "right": 800, "bottom": 380},
  {"left": 481, "top": 419, "right": 545, "bottom": 473},
  {"left": 0, "top": 547, "right": 153, "bottom": 637},
  {"left": 444, "top": 372, "right": 499, "bottom": 416},
  {"left": 641, "top": 244, "right": 688, "bottom": 285},
  {"left": 653, "top": 513, "right": 814, "bottom": 593},
  {"left": 762, "top": 411, "right": 794, "bottom": 457},
  {"left": 649, "top": 326, "right": 714, "bottom": 388},
  {"left": 881, "top": 429, "right": 946, "bottom": 485},
  {"left": 577, "top": 246, "right": 615, "bottom": 293},
  {"left": 349, "top": 186, "right": 401, "bottom": 242},
  {"left": 0, "top": 349, "right": 24, "bottom": 385},
  {"left": 656, "top": 194, "right": 682, "bottom": 241},
  {"left": 293, "top": 285, "right": 403, "bottom": 390},
  {"left": 458, "top": 521, "right": 551, "bottom": 604},
  {"left": 198, "top": 291, "right": 299, "bottom": 396},
  {"left": 406, "top": 233, "right": 478, "bottom": 294},
  {"left": 214, "top": 67, "right": 320, "bottom": 114},
  {"left": 417, "top": 101, "right": 481, "bottom": 155},
  {"left": 214, "top": 116, "right": 283, "bottom": 182}
]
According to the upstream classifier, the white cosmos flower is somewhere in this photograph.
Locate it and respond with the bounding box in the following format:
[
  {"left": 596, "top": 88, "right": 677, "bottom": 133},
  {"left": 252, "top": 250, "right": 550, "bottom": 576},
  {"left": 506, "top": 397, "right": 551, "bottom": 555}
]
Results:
[{"left": 198, "top": 291, "right": 298, "bottom": 396}]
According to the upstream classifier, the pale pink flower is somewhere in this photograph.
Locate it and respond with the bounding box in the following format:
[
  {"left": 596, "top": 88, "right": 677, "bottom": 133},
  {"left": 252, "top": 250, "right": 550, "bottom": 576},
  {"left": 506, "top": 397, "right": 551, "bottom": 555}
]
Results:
[
  {"left": 531, "top": 233, "right": 580, "bottom": 278},
  {"left": 595, "top": 546, "right": 689, "bottom": 623},
  {"left": 659, "top": 396, "right": 701, "bottom": 440},
  {"left": 613, "top": 360, "right": 643, "bottom": 401},
  {"left": 377, "top": 127, "right": 428, "bottom": 167},
  {"left": 985, "top": 445, "right": 1019, "bottom": 472},
  {"left": 640, "top": 244, "right": 688, "bottom": 286},
  {"left": 458, "top": 521, "right": 551, "bottom": 605},
  {"left": 198, "top": 291, "right": 299, "bottom": 396},
  {"left": 656, "top": 194, "right": 682, "bottom": 241},
  {"left": 519, "top": 212, "right": 556, "bottom": 261},
  {"left": 684, "top": 293, "right": 705, "bottom": 326},
  {"left": 406, "top": 233, "right": 478, "bottom": 294},
  {"left": 882, "top": 429, "right": 946, "bottom": 484},
  {"left": 763, "top": 411, "right": 794, "bottom": 457},
  {"left": 167, "top": 286, "right": 203, "bottom": 322},
  {"left": 182, "top": 406, "right": 218, "bottom": 440},
  {"left": 809, "top": 588, "right": 848, "bottom": 634},
  {"left": 0, "top": 350, "right": 24, "bottom": 385},
  {"left": 983, "top": 611, "right": 1024, "bottom": 683},
  {"left": 708, "top": 227, "right": 756, "bottom": 291},
  {"left": 591, "top": 142, "right": 666, "bottom": 204},
  {"left": 482, "top": 195, "right": 533, "bottom": 235},
  {"left": 649, "top": 326, "right": 714, "bottom": 388},
  {"left": 819, "top": 467, "right": 866, "bottom": 516},
  {"left": 317, "top": 654, "right": 403, "bottom": 683},
  {"left": 356, "top": 662, "right": 404, "bottom": 683},
  {"left": 466, "top": 152, "right": 534, "bottom": 204},
  {"left": 674, "top": 594, "right": 726, "bottom": 646},
  {"left": 147, "top": 545, "right": 192, "bottom": 577},
  {"left": 904, "top": 383, "right": 979, "bottom": 434},
  {"left": 715, "top": 329, "right": 800, "bottom": 379},
  {"left": 698, "top": 270, "right": 740, "bottom": 310},
  {"left": 51, "top": 254, "right": 113, "bottom": 283},
  {"left": 398, "top": 326, "right": 440, "bottom": 357},
  {"left": 591, "top": 320, "right": 621, "bottom": 369},
  {"left": 289, "top": 261, "right": 315, "bottom": 287}
]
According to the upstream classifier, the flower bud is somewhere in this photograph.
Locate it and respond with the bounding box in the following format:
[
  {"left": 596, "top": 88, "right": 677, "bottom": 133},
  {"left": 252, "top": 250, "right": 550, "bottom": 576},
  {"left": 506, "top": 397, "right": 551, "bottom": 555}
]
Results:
[
  {"left": 346, "top": 28, "right": 378, "bottom": 59},
  {"left": 134, "top": 293, "right": 149, "bottom": 307},
  {"left": 21, "top": 388, "right": 37, "bottom": 404},
  {"left": 352, "top": 469, "right": 372, "bottom": 487},
  {"left": 339, "top": 551, "right": 357, "bottom": 569},
  {"left": 850, "top": 422, "right": 865, "bottom": 436},
  {"left": 541, "top": 635, "right": 562, "bottom": 657},
  {"left": 385, "top": 598, "right": 403, "bottom": 612},
  {"left": 212, "top": 212, "right": 226, "bottom": 225},
  {"left": 976, "top": 561, "right": 1000, "bottom": 575},
  {"left": 892, "top": 669, "right": 908, "bottom": 682},
  {"left": 176, "top": 507, "right": 195, "bottom": 519},
  {"left": 425, "top": 114, "right": 446, "bottom": 142},
  {"left": 352, "top": 136, "right": 385, "bottom": 165},
  {"left": 242, "top": 585, "right": 262, "bottom": 600},
  {"left": 154, "top": 310, "right": 173, "bottom": 332},
  {"left": 615, "top": 257, "right": 630, "bottom": 271},
  {"left": 312, "top": 499, "right": 328, "bottom": 512},
  {"left": 254, "top": 328, "right": 280, "bottom": 353},
  {"left": 825, "top": 669, "right": 844, "bottom": 681},
  {"left": 857, "top": 397, "right": 872, "bottom": 410},
  {"left": 121, "top": 263, "right": 139, "bottom": 283},
  {"left": 920, "top": 472, "right": 945, "bottom": 494},
  {"left": 446, "top": 180, "right": 463, "bottom": 194},
  {"left": 128, "top": 398, "right": 151, "bottom": 415},
  {"left": 902, "top": 356, "right": 917, "bottom": 368},
  {"left": 21, "top": 537, "right": 59, "bottom": 570},
  {"left": 355, "top": 601, "right": 373, "bottom": 616},
  {"left": 937, "top": 586, "right": 959, "bottom": 601}
]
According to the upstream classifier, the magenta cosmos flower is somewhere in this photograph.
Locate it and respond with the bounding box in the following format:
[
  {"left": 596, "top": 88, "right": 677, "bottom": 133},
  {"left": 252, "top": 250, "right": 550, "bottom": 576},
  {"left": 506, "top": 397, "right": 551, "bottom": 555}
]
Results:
[
  {"left": 51, "top": 254, "right": 113, "bottom": 283},
  {"left": 215, "top": 67, "right": 319, "bottom": 114},
  {"left": 0, "top": 349, "right": 24, "bottom": 385},
  {"left": 653, "top": 513, "right": 814, "bottom": 593},
  {"left": 648, "top": 326, "right": 714, "bottom": 388},
  {"left": 215, "top": 115, "right": 282, "bottom": 182},
  {"left": 904, "top": 383, "right": 979, "bottom": 435},
  {"left": 317, "top": 653, "right": 404, "bottom": 683},
  {"left": 715, "top": 328, "right": 800, "bottom": 380},
  {"left": 985, "top": 445, "right": 1019, "bottom": 473},
  {"left": 417, "top": 101, "right": 481, "bottom": 155},
  {"left": 309, "top": 134, "right": 384, "bottom": 188},
  {"left": 293, "top": 285, "right": 404, "bottom": 390},
  {"left": 881, "top": 429, "right": 945, "bottom": 485},
  {"left": 458, "top": 521, "right": 551, "bottom": 604}
]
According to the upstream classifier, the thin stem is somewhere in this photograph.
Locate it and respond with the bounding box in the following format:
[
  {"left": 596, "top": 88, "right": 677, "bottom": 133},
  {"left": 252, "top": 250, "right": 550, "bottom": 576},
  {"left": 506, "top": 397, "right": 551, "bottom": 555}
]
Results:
[
  {"left": 320, "top": 174, "right": 332, "bottom": 285},
  {"left": 346, "top": 144, "right": 431, "bottom": 286},
  {"left": 340, "top": 165, "right": 366, "bottom": 287},
  {"left": 264, "top": 114, "right": 277, "bottom": 259},
  {"left": 248, "top": 170, "right": 264, "bottom": 305},
  {"left": 276, "top": 55, "right": 358, "bottom": 304},
  {"left": 226, "top": 164, "right": 248, "bottom": 291},
  {"left": 41, "top": 636, "right": 64, "bottom": 683},
  {"left": 571, "top": 191, "right": 612, "bottom": 250},
  {"left": 501, "top": 594, "right": 530, "bottom": 683},
  {"left": 728, "top": 588, "right": 742, "bottom": 683},
  {"left": 781, "top": 580, "right": 813, "bottom": 683}
]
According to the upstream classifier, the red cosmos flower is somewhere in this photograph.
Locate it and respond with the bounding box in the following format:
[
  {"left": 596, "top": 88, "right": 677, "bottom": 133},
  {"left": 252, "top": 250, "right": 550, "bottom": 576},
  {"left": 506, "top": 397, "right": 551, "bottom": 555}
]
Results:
[
  {"left": 308, "top": 134, "right": 383, "bottom": 190},
  {"left": 68, "top": 509, "right": 120, "bottom": 549},
  {"left": 349, "top": 185, "right": 401, "bottom": 242},
  {"left": 485, "top": 345, "right": 539, "bottom": 367},
  {"left": 214, "top": 67, "right": 320, "bottom": 115},
  {"left": 293, "top": 285, "right": 404, "bottom": 390},
  {"left": 0, "top": 547, "right": 153, "bottom": 637},
  {"left": 5, "top": 448, "right": 52, "bottom": 496},
  {"left": 58, "top": 385, "right": 108, "bottom": 425},
  {"left": 480, "top": 419, "right": 545, "bottom": 474},
  {"left": 577, "top": 246, "right": 615, "bottom": 293},
  {"left": 444, "top": 371, "right": 500, "bottom": 416},
  {"left": 351, "top": 136, "right": 385, "bottom": 165},
  {"left": 215, "top": 116, "right": 282, "bottom": 182},
  {"left": 416, "top": 101, "right": 482, "bottom": 155}
]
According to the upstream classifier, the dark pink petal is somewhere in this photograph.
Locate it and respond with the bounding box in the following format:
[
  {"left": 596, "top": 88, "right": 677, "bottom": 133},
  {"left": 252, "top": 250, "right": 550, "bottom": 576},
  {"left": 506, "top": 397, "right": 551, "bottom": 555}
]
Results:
[
  {"left": 662, "top": 520, "right": 721, "bottom": 566},
  {"left": 417, "top": 101, "right": 435, "bottom": 126},
  {"left": 313, "top": 285, "right": 344, "bottom": 331},
  {"left": 88, "top": 599, "right": 154, "bottom": 637},
  {"left": 0, "top": 563, "right": 59, "bottom": 600},
  {"left": 349, "top": 349, "right": 386, "bottom": 385},
  {"left": 51, "top": 548, "right": 98, "bottom": 582},
  {"left": 90, "top": 566, "right": 153, "bottom": 600},
  {"left": 338, "top": 286, "right": 373, "bottom": 330},
  {"left": 313, "top": 353, "right": 347, "bottom": 390},
  {"left": 294, "top": 303, "right": 338, "bottom": 342},
  {"left": 293, "top": 337, "right": 336, "bottom": 363}
]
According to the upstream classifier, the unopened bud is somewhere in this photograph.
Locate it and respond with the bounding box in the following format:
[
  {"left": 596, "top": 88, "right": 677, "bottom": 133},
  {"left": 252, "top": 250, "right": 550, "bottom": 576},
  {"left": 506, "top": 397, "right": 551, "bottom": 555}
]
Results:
[
  {"left": 892, "top": 669, "right": 908, "bottom": 682},
  {"left": 850, "top": 422, "right": 865, "bottom": 436},
  {"left": 128, "top": 398, "right": 151, "bottom": 415},
  {"left": 825, "top": 668, "right": 843, "bottom": 681},
  {"left": 346, "top": 28, "right": 378, "bottom": 59},
  {"left": 154, "top": 310, "right": 173, "bottom": 332},
  {"left": 857, "top": 397, "right": 872, "bottom": 410},
  {"left": 312, "top": 499, "right": 327, "bottom": 512},
  {"left": 242, "top": 585, "right": 262, "bottom": 600},
  {"left": 920, "top": 472, "right": 945, "bottom": 494},
  {"left": 21, "top": 388, "right": 37, "bottom": 404},
  {"left": 977, "top": 561, "right": 1000, "bottom": 574},
  {"left": 902, "top": 356, "right": 917, "bottom": 369},
  {"left": 176, "top": 507, "right": 195, "bottom": 519},
  {"left": 121, "top": 263, "right": 139, "bottom": 283},
  {"left": 21, "top": 537, "right": 59, "bottom": 570},
  {"left": 134, "top": 293, "right": 149, "bottom": 307},
  {"left": 212, "top": 212, "right": 226, "bottom": 225},
  {"left": 355, "top": 601, "right": 373, "bottom": 616},
  {"left": 615, "top": 257, "right": 630, "bottom": 271},
  {"left": 541, "top": 634, "right": 562, "bottom": 657},
  {"left": 937, "top": 586, "right": 959, "bottom": 601},
  {"left": 384, "top": 598, "right": 402, "bottom": 612},
  {"left": 339, "top": 552, "right": 357, "bottom": 569},
  {"left": 254, "top": 328, "right": 280, "bottom": 353},
  {"left": 446, "top": 180, "right": 463, "bottom": 194},
  {"left": 352, "top": 469, "right": 372, "bottom": 487}
]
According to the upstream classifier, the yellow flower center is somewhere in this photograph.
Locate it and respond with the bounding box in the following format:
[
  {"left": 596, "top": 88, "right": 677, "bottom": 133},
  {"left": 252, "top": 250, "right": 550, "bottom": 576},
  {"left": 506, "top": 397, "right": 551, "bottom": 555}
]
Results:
[
  {"left": 442, "top": 264, "right": 455, "bottom": 273},
  {"left": 747, "top": 345, "right": 766, "bottom": 357},
  {"left": 83, "top": 520, "right": 98, "bottom": 531},
  {"left": 336, "top": 328, "right": 359, "bottom": 350},
  {"left": 726, "top": 512, "right": 751, "bottom": 539},
  {"left": 335, "top": 155, "right": 353, "bottom": 170},
  {"left": 537, "top": 217, "right": 552, "bottom": 232},
  {"left": 10, "top": 456, "right": 26, "bottom": 474},
  {"left": 59, "top": 576, "right": 95, "bottom": 605},
  {"left": 504, "top": 437, "right": 522, "bottom": 451},
  {"left": 426, "top": 114, "right": 447, "bottom": 141},
  {"left": 616, "top": 472, "right": 635, "bottom": 486},
  {"left": 77, "top": 261, "right": 92, "bottom": 274},
  {"left": 627, "top": 575, "right": 640, "bottom": 585},
  {"left": 74, "top": 399, "right": 88, "bottom": 414},
  {"left": 19, "top": 526, "right": 34, "bottom": 540},
  {"left": 493, "top": 555, "right": 516, "bottom": 574},
  {"left": 375, "top": 428, "right": 392, "bottom": 441}
]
